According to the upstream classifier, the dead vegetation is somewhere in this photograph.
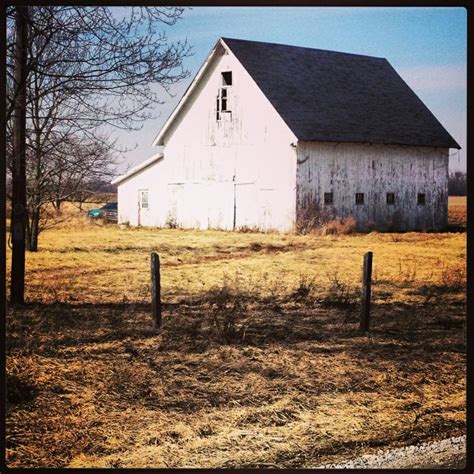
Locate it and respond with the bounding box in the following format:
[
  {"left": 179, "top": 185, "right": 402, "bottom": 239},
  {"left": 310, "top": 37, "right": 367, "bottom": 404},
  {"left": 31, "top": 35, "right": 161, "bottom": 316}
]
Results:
[
  {"left": 5, "top": 198, "right": 466, "bottom": 468},
  {"left": 447, "top": 196, "right": 466, "bottom": 229},
  {"left": 295, "top": 203, "right": 357, "bottom": 235}
]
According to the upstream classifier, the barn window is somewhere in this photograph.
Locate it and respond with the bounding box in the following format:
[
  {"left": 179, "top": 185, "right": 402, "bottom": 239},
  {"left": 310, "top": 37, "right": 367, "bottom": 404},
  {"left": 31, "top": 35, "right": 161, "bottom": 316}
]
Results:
[
  {"left": 140, "top": 190, "right": 149, "bottom": 209},
  {"left": 386, "top": 193, "right": 395, "bottom": 205},
  {"left": 355, "top": 193, "right": 364, "bottom": 205},
  {"left": 217, "top": 72, "right": 232, "bottom": 120},
  {"left": 216, "top": 88, "right": 231, "bottom": 118},
  {"left": 417, "top": 193, "right": 426, "bottom": 205},
  {"left": 221, "top": 88, "right": 228, "bottom": 111},
  {"left": 324, "top": 192, "right": 333, "bottom": 205}
]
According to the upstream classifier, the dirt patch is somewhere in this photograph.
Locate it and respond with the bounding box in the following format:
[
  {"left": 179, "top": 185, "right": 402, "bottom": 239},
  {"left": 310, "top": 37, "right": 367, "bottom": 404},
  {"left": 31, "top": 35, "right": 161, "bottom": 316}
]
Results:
[{"left": 317, "top": 435, "right": 466, "bottom": 469}]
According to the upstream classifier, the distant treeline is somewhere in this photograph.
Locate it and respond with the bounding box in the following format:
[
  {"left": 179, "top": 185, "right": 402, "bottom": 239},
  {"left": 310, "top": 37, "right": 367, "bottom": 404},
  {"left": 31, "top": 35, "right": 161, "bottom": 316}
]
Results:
[
  {"left": 448, "top": 171, "right": 467, "bottom": 196},
  {"left": 87, "top": 178, "right": 117, "bottom": 194}
]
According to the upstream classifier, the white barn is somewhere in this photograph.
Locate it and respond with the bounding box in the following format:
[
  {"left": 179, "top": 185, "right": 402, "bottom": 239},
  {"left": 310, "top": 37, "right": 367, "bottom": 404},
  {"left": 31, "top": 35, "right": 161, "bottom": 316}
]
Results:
[{"left": 113, "top": 38, "right": 460, "bottom": 232}]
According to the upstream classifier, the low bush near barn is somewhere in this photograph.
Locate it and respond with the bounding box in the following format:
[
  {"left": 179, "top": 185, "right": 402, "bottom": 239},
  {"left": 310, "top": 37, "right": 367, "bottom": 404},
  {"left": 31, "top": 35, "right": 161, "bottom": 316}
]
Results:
[{"left": 5, "top": 198, "right": 466, "bottom": 468}]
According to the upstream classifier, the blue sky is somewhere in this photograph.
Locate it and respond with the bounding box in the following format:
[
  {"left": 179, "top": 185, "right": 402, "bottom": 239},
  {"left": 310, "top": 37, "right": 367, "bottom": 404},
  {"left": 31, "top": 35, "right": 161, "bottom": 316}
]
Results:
[{"left": 117, "top": 6, "right": 467, "bottom": 173}]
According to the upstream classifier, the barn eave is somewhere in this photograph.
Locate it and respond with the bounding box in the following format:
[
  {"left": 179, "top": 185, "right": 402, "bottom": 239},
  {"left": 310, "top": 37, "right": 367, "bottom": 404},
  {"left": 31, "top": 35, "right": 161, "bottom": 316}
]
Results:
[
  {"left": 111, "top": 153, "right": 163, "bottom": 186},
  {"left": 152, "top": 39, "right": 227, "bottom": 147}
]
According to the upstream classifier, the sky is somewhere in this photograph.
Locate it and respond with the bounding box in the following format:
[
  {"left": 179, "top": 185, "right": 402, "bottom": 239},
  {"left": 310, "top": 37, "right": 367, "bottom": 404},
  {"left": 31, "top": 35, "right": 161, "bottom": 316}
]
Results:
[{"left": 115, "top": 6, "right": 467, "bottom": 174}]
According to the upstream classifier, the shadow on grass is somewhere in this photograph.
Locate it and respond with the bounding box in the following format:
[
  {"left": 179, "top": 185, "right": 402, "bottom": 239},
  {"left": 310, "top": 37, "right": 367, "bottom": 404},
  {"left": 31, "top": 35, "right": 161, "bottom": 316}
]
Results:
[
  {"left": 7, "top": 290, "right": 465, "bottom": 359},
  {"left": 6, "top": 293, "right": 466, "bottom": 469}
]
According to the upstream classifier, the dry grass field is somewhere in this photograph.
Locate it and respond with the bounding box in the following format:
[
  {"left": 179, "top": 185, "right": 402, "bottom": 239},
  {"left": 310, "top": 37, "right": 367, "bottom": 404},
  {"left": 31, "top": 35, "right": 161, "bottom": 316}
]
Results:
[
  {"left": 448, "top": 195, "right": 467, "bottom": 227},
  {"left": 5, "top": 197, "right": 466, "bottom": 468}
]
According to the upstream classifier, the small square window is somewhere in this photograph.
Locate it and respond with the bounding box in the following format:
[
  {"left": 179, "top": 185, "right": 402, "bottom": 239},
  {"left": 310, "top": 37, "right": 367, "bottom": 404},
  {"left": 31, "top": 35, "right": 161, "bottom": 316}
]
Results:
[
  {"left": 222, "top": 71, "right": 232, "bottom": 86},
  {"left": 324, "top": 192, "right": 333, "bottom": 205},
  {"left": 355, "top": 193, "right": 364, "bottom": 205},
  {"left": 386, "top": 193, "right": 395, "bottom": 205},
  {"left": 417, "top": 193, "right": 426, "bottom": 205}
]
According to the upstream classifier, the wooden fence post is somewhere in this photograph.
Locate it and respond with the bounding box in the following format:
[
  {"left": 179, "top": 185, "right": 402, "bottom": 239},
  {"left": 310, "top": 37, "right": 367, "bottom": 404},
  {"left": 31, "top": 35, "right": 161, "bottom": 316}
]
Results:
[
  {"left": 360, "top": 251, "right": 373, "bottom": 332},
  {"left": 151, "top": 252, "right": 162, "bottom": 329}
]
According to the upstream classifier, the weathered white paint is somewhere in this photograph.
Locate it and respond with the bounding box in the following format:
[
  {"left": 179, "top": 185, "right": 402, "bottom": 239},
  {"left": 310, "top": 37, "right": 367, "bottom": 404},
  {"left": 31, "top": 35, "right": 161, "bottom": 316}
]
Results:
[
  {"left": 296, "top": 141, "right": 449, "bottom": 231},
  {"left": 117, "top": 40, "right": 298, "bottom": 232},
  {"left": 116, "top": 39, "right": 451, "bottom": 233}
]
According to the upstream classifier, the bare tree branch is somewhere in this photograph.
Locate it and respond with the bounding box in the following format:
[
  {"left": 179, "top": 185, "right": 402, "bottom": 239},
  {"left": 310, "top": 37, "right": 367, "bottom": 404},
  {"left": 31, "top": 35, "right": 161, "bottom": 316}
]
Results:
[{"left": 6, "top": 6, "right": 191, "bottom": 251}]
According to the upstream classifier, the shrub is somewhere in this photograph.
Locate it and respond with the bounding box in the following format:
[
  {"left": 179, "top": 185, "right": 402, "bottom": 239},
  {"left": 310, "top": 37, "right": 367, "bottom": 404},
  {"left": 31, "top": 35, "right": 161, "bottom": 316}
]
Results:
[
  {"left": 165, "top": 216, "right": 178, "bottom": 229},
  {"left": 290, "top": 274, "right": 316, "bottom": 301},
  {"left": 237, "top": 225, "right": 261, "bottom": 233},
  {"left": 320, "top": 217, "right": 356, "bottom": 235},
  {"left": 295, "top": 203, "right": 356, "bottom": 235},
  {"left": 204, "top": 276, "right": 250, "bottom": 344},
  {"left": 322, "top": 271, "right": 359, "bottom": 307},
  {"left": 439, "top": 265, "right": 466, "bottom": 293}
]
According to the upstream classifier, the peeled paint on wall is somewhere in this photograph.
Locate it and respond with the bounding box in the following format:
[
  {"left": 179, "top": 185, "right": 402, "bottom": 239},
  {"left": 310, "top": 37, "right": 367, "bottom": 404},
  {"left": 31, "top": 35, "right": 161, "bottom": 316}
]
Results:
[
  {"left": 296, "top": 141, "right": 449, "bottom": 232},
  {"left": 148, "top": 43, "right": 297, "bottom": 232}
]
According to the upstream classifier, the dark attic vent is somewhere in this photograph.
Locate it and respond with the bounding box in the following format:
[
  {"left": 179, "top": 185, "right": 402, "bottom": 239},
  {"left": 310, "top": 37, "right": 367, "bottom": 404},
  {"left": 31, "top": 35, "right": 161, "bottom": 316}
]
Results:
[{"left": 222, "top": 71, "right": 232, "bottom": 86}]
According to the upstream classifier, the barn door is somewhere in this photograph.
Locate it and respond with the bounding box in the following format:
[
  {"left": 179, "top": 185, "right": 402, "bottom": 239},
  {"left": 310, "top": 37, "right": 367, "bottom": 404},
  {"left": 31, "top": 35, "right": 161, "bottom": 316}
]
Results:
[
  {"left": 234, "top": 183, "right": 257, "bottom": 230},
  {"left": 137, "top": 189, "right": 149, "bottom": 226}
]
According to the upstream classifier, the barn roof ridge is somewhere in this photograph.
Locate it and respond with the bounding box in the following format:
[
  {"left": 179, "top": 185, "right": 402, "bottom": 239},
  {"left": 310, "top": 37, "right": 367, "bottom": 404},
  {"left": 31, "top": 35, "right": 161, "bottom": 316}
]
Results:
[
  {"left": 221, "top": 37, "right": 387, "bottom": 61},
  {"left": 222, "top": 37, "right": 460, "bottom": 149}
]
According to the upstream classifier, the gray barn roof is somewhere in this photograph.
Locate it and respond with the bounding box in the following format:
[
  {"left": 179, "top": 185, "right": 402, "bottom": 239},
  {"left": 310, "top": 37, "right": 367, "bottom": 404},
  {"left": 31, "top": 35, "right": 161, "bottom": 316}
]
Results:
[{"left": 223, "top": 38, "right": 460, "bottom": 149}]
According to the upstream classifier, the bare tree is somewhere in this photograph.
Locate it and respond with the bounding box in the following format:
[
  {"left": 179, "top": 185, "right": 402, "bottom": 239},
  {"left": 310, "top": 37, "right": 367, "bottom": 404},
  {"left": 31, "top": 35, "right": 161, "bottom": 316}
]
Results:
[
  {"left": 7, "top": 6, "right": 191, "bottom": 256},
  {"left": 7, "top": 7, "right": 191, "bottom": 127},
  {"left": 24, "top": 132, "right": 116, "bottom": 250}
]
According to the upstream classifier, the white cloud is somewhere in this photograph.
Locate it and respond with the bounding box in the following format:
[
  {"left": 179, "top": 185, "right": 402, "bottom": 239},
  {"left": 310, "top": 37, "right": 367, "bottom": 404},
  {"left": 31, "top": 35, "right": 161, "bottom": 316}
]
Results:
[{"left": 397, "top": 64, "right": 466, "bottom": 93}]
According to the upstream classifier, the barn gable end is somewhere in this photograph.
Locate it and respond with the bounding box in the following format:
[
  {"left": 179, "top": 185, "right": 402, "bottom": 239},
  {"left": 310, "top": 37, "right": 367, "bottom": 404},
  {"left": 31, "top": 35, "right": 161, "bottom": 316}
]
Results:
[{"left": 117, "top": 38, "right": 299, "bottom": 231}]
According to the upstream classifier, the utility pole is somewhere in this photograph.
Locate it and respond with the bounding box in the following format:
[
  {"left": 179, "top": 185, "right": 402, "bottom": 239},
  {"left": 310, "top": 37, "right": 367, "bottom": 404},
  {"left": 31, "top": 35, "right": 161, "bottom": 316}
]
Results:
[{"left": 10, "top": 6, "right": 28, "bottom": 304}]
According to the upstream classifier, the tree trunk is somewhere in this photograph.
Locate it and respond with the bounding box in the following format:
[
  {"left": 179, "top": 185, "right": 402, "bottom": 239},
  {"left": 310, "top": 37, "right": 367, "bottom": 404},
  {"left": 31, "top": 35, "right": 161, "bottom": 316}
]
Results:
[
  {"left": 10, "top": 6, "right": 28, "bottom": 304},
  {"left": 26, "top": 209, "right": 39, "bottom": 252},
  {"left": 26, "top": 102, "right": 43, "bottom": 253}
]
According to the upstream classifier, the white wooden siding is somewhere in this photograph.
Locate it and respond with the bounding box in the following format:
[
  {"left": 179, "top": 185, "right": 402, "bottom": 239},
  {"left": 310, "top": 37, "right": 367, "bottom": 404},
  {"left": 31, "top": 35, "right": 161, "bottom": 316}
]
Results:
[
  {"left": 296, "top": 141, "right": 449, "bottom": 231},
  {"left": 118, "top": 43, "right": 298, "bottom": 232},
  {"left": 117, "top": 40, "right": 451, "bottom": 234}
]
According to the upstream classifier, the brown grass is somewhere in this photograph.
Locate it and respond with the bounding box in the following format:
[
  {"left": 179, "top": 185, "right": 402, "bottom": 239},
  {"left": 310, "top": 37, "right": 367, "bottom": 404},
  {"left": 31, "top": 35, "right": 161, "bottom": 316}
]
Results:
[
  {"left": 447, "top": 196, "right": 466, "bottom": 228},
  {"left": 5, "top": 198, "right": 466, "bottom": 468}
]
